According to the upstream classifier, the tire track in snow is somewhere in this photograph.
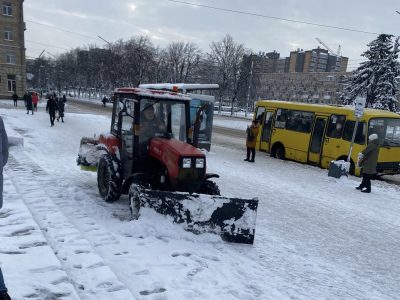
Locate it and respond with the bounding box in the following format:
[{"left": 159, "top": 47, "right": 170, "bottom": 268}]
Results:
[{"left": 7, "top": 150, "right": 135, "bottom": 300}]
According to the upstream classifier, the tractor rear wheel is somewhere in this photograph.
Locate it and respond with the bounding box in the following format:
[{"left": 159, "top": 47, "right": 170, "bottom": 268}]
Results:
[
  {"left": 197, "top": 180, "right": 221, "bottom": 196},
  {"left": 97, "top": 154, "right": 122, "bottom": 202}
]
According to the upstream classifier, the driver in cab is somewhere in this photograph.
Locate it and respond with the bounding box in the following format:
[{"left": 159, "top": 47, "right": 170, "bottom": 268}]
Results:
[{"left": 140, "top": 103, "right": 167, "bottom": 143}]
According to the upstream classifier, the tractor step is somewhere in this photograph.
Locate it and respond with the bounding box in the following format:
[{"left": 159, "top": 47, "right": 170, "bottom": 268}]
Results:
[{"left": 131, "top": 188, "right": 258, "bottom": 244}]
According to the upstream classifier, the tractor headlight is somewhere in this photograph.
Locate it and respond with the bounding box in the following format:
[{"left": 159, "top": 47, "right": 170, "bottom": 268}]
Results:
[
  {"left": 195, "top": 158, "right": 204, "bottom": 168},
  {"left": 182, "top": 158, "right": 192, "bottom": 168}
]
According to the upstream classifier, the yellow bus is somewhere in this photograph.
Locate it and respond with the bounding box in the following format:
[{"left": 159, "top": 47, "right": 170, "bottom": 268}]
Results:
[{"left": 254, "top": 100, "right": 400, "bottom": 176}]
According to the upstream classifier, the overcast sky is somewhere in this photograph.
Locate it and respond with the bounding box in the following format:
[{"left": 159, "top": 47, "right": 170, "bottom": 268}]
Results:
[{"left": 24, "top": 0, "right": 400, "bottom": 70}]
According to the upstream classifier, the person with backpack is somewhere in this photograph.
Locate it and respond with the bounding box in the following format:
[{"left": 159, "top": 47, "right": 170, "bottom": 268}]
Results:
[{"left": 244, "top": 120, "right": 259, "bottom": 162}]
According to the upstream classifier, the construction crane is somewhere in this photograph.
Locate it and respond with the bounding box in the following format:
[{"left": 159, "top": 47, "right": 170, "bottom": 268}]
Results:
[
  {"left": 315, "top": 37, "right": 340, "bottom": 56},
  {"left": 315, "top": 37, "right": 342, "bottom": 72}
]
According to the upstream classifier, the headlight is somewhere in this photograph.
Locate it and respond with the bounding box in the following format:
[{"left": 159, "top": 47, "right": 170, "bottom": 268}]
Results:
[
  {"left": 182, "top": 158, "right": 192, "bottom": 168},
  {"left": 195, "top": 158, "right": 204, "bottom": 168}
]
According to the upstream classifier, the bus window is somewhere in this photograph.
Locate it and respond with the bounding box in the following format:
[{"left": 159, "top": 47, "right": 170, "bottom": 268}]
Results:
[
  {"left": 286, "top": 110, "right": 314, "bottom": 133},
  {"left": 343, "top": 121, "right": 366, "bottom": 144},
  {"left": 261, "top": 111, "right": 274, "bottom": 142},
  {"left": 275, "top": 109, "right": 288, "bottom": 129},
  {"left": 369, "top": 118, "right": 400, "bottom": 146},
  {"left": 327, "top": 115, "right": 346, "bottom": 138},
  {"left": 255, "top": 107, "right": 265, "bottom": 124}
]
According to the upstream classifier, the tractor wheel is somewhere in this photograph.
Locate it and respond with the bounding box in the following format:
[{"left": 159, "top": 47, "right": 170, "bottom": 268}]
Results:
[
  {"left": 128, "top": 184, "right": 142, "bottom": 220},
  {"left": 97, "top": 154, "right": 122, "bottom": 202},
  {"left": 275, "top": 145, "right": 285, "bottom": 160},
  {"left": 197, "top": 180, "right": 221, "bottom": 196}
]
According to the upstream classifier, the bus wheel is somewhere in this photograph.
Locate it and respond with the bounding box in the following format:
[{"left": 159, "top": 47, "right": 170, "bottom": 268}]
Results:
[{"left": 275, "top": 145, "right": 285, "bottom": 160}]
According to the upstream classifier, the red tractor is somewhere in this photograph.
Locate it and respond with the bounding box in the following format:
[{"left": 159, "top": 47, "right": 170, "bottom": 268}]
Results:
[{"left": 78, "top": 88, "right": 258, "bottom": 244}]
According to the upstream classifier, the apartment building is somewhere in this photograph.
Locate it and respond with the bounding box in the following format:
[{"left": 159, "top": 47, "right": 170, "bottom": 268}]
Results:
[
  {"left": 0, "top": 0, "right": 25, "bottom": 99},
  {"left": 289, "top": 48, "right": 348, "bottom": 73},
  {"left": 257, "top": 72, "right": 351, "bottom": 104}
]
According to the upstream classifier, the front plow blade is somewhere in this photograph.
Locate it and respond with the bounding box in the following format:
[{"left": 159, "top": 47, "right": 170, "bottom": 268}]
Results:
[{"left": 139, "top": 190, "right": 258, "bottom": 244}]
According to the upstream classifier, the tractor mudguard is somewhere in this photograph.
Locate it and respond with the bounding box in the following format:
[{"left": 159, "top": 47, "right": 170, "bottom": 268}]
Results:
[{"left": 132, "top": 188, "right": 258, "bottom": 244}]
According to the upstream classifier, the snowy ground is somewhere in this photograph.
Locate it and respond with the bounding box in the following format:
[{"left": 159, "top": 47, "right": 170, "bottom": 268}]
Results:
[{"left": 1, "top": 104, "right": 400, "bottom": 300}]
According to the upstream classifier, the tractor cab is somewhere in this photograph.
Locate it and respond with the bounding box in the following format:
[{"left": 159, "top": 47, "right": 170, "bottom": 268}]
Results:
[{"left": 110, "top": 88, "right": 207, "bottom": 191}]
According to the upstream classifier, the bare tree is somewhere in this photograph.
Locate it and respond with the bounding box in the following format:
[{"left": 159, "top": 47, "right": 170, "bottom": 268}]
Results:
[{"left": 207, "top": 35, "right": 245, "bottom": 114}]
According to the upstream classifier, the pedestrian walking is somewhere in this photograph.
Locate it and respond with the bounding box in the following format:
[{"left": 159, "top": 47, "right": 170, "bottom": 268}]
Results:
[
  {"left": 32, "top": 92, "right": 39, "bottom": 112},
  {"left": 57, "top": 96, "right": 65, "bottom": 123},
  {"left": 0, "top": 116, "right": 11, "bottom": 300},
  {"left": 26, "top": 92, "right": 34, "bottom": 115},
  {"left": 46, "top": 95, "right": 58, "bottom": 127},
  {"left": 62, "top": 94, "right": 67, "bottom": 103},
  {"left": 102, "top": 96, "right": 108, "bottom": 107},
  {"left": 356, "top": 133, "right": 380, "bottom": 193},
  {"left": 12, "top": 92, "right": 18, "bottom": 107},
  {"left": 244, "top": 120, "right": 260, "bottom": 162},
  {"left": 23, "top": 92, "right": 28, "bottom": 108}
]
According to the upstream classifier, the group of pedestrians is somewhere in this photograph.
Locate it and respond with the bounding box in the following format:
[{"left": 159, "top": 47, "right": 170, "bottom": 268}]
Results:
[
  {"left": 14, "top": 91, "right": 67, "bottom": 126},
  {"left": 243, "top": 119, "right": 380, "bottom": 193},
  {"left": 46, "top": 94, "right": 66, "bottom": 126}
]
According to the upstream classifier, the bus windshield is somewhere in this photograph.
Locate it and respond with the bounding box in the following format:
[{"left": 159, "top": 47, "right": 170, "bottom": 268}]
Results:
[{"left": 369, "top": 118, "right": 400, "bottom": 147}]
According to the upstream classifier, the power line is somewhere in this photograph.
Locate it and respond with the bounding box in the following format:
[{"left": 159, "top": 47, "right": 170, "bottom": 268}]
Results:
[
  {"left": 168, "top": 0, "right": 381, "bottom": 35},
  {"left": 25, "top": 40, "right": 69, "bottom": 51},
  {"left": 25, "top": 19, "right": 101, "bottom": 41}
]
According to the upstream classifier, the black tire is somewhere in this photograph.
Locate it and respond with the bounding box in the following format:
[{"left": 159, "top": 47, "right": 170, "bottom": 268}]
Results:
[
  {"left": 97, "top": 154, "right": 122, "bottom": 202},
  {"left": 197, "top": 180, "right": 221, "bottom": 196},
  {"left": 275, "top": 145, "right": 285, "bottom": 160}
]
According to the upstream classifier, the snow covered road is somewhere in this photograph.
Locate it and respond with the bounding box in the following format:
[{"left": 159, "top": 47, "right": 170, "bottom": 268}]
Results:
[{"left": 1, "top": 106, "right": 400, "bottom": 300}]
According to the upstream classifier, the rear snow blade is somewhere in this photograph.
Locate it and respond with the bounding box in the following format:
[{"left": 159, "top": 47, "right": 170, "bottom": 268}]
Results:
[{"left": 139, "top": 190, "right": 258, "bottom": 244}]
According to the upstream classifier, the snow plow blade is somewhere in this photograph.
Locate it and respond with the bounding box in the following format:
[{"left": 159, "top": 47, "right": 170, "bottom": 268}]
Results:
[
  {"left": 76, "top": 136, "right": 105, "bottom": 171},
  {"left": 139, "top": 190, "right": 258, "bottom": 244}
]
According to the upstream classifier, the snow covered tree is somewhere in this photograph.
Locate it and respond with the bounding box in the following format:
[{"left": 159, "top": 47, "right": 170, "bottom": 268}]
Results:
[{"left": 341, "top": 34, "right": 400, "bottom": 112}]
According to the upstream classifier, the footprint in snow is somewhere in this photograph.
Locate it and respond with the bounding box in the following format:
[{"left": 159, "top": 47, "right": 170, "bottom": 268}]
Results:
[
  {"left": 9, "top": 226, "right": 35, "bottom": 236},
  {"left": 0, "top": 210, "right": 12, "bottom": 219},
  {"left": 139, "top": 288, "right": 167, "bottom": 295},
  {"left": 29, "top": 266, "right": 61, "bottom": 273},
  {"left": 0, "top": 250, "right": 26, "bottom": 255},
  {"left": 171, "top": 252, "right": 192, "bottom": 258},
  {"left": 19, "top": 241, "right": 47, "bottom": 249},
  {"left": 74, "top": 249, "right": 90, "bottom": 254}
]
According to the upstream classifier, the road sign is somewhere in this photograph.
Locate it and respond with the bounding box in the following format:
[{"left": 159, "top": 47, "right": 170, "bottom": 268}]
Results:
[{"left": 354, "top": 96, "right": 366, "bottom": 118}]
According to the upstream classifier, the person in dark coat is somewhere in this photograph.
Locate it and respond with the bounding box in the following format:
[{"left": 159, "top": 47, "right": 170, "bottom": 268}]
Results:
[
  {"left": 102, "top": 96, "right": 108, "bottom": 107},
  {"left": 62, "top": 94, "right": 67, "bottom": 103},
  {"left": 22, "top": 92, "right": 28, "bottom": 107},
  {"left": 46, "top": 95, "right": 58, "bottom": 126},
  {"left": 57, "top": 97, "right": 65, "bottom": 123},
  {"left": 26, "top": 93, "right": 34, "bottom": 115},
  {"left": 12, "top": 92, "right": 18, "bottom": 107},
  {"left": 244, "top": 120, "right": 260, "bottom": 162},
  {"left": 356, "top": 133, "right": 380, "bottom": 193},
  {"left": 0, "top": 116, "right": 11, "bottom": 300}
]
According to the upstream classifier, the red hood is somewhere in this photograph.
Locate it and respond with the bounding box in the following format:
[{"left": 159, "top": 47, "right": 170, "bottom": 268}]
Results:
[{"left": 149, "top": 138, "right": 204, "bottom": 158}]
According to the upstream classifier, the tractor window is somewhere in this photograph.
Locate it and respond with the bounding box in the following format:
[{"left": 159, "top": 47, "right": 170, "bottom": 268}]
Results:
[{"left": 139, "top": 100, "right": 187, "bottom": 155}]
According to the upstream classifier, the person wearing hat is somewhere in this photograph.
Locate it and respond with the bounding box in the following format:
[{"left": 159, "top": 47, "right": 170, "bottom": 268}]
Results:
[
  {"left": 356, "top": 133, "right": 380, "bottom": 193},
  {"left": 139, "top": 103, "right": 166, "bottom": 154}
]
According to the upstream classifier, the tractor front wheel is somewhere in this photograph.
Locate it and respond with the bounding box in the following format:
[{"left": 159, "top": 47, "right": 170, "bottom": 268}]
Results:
[
  {"left": 197, "top": 180, "right": 221, "bottom": 196},
  {"left": 97, "top": 154, "right": 122, "bottom": 202}
]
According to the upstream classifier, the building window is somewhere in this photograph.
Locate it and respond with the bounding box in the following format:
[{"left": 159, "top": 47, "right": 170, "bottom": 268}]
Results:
[
  {"left": 7, "top": 74, "right": 16, "bottom": 92},
  {"left": 2, "top": 2, "right": 12, "bottom": 16},
  {"left": 4, "top": 28, "right": 12, "bottom": 40},
  {"left": 6, "top": 53, "right": 16, "bottom": 64}
]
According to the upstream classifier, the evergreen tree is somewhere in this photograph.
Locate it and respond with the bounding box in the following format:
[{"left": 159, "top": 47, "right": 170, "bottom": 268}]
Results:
[{"left": 341, "top": 34, "right": 400, "bottom": 112}]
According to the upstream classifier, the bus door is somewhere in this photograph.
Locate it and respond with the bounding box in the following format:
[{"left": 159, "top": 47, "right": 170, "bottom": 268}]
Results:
[
  {"left": 320, "top": 114, "right": 347, "bottom": 168},
  {"left": 308, "top": 116, "right": 328, "bottom": 165},
  {"left": 259, "top": 110, "right": 275, "bottom": 152}
]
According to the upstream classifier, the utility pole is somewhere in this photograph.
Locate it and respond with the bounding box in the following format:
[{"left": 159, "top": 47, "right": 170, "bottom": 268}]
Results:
[{"left": 245, "top": 58, "right": 254, "bottom": 118}]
